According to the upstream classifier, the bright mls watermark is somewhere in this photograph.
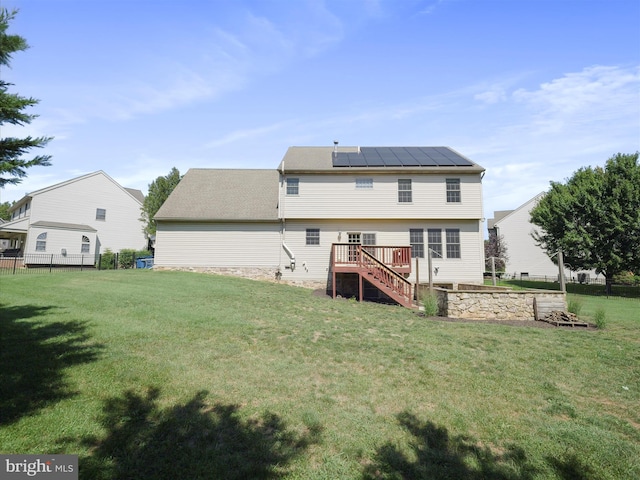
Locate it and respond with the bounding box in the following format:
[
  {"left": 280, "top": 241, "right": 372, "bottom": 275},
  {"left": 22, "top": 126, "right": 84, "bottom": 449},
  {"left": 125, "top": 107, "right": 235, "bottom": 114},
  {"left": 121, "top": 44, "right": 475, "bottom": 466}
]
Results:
[{"left": 1, "top": 455, "right": 77, "bottom": 479}]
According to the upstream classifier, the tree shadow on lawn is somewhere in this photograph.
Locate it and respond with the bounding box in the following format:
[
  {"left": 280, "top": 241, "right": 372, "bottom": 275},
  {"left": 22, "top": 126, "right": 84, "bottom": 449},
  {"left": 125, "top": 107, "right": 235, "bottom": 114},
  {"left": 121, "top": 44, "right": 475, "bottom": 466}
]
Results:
[
  {"left": 0, "top": 303, "right": 104, "bottom": 426},
  {"left": 75, "top": 387, "right": 322, "bottom": 480},
  {"left": 362, "top": 411, "right": 595, "bottom": 480}
]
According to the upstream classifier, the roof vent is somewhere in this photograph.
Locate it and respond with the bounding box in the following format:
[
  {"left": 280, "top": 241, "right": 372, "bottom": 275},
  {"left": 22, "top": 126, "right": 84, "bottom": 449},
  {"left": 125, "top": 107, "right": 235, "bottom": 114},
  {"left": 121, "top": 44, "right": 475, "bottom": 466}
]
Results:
[{"left": 333, "top": 140, "right": 339, "bottom": 159}]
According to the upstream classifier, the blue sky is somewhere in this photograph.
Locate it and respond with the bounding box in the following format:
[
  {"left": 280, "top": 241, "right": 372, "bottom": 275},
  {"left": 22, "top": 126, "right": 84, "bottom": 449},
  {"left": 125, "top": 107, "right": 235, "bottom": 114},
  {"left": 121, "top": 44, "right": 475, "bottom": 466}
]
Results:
[{"left": 2, "top": 0, "right": 639, "bottom": 224}]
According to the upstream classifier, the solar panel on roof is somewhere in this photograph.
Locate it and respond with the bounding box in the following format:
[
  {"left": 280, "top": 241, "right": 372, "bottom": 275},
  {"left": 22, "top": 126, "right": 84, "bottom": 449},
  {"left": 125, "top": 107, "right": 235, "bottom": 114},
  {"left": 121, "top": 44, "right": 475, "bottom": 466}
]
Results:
[
  {"left": 332, "top": 154, "right": 350, "bottom": 167},
  {"left": 348, "top": 153, "right": 367, "bottom": 167},
  {"left": 332, "top": 147, "right": 473, "bottom": 167}
]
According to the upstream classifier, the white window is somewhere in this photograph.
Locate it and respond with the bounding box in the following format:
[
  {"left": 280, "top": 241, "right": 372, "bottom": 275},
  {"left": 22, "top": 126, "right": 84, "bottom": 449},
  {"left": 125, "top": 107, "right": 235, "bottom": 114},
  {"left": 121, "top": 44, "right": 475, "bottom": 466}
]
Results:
[
  {"left": 362, "top": 233, "right": 376, "bottom": 245},
  {"left": 446, "top": 179, "right": 461, "bottom": 203},
  {"left": 306, "top": 228, "right": 320, "bottom": 245},
  {"left": 96, "top": 208, "right": 106, "bottom": 220},
  {"left": 398, "top": 179, "right": 412, "bottom": 203},
  {"left": 36, "top": 232, "right": 47, "bottom": 252},
  {"left": 356, "top": 178, "right": 373, "bottom": 189},
  {"left": 446, "top": 229, "right": 461, "bottom": 258},
  {"left": 428, "top": 229, "right": 442, "bottom": 258},
  {"left": 286, "top": 178, "right": 299, "bottom": 195},
  {"left": 81, "top": 235, "right": 90, "bottom": 253},
  {"left": 410, "top": 229, "right": 424, "bottom": 258}
]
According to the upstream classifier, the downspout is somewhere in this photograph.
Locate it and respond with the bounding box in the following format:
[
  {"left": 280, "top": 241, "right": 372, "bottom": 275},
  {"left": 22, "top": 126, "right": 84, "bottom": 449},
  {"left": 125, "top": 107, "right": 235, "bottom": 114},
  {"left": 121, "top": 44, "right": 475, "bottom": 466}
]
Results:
[
  {"left": 280, "top": 160, "right": 296, "bottom": 272},
  {"left": 282, "top": 241, "right": 296, "bottom": 271}
]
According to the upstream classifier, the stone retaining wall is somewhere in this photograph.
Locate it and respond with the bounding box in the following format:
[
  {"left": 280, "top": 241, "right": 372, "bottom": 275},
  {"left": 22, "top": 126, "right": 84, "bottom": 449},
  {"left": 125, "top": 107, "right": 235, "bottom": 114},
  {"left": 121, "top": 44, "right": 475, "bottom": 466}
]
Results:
[{"left": 435, "top": 288, "right": 566, "bottom": 321}]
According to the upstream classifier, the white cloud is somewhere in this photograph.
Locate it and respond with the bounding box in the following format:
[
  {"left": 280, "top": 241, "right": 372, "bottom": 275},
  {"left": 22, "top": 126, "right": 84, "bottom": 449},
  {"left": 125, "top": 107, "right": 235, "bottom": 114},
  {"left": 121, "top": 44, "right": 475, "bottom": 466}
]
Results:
[
  {"left": 513, "top": 65, "right": 640, "bottom": 114},
  {"left": 419, "top": 0, "right": 452, "bottom": 16},
  {"left": 204, "top": 121, "right": 291, "bottom": 148},
  {"left": 474, "top": 87, "right": 507, "bottom": 105}
]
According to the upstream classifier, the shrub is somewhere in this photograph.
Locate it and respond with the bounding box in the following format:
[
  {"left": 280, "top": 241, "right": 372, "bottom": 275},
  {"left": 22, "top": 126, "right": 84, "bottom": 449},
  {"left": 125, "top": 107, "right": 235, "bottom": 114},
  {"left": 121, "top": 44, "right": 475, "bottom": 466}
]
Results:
[
  {"left": 422, "top": 293, "right": 439, "bottom": 317},
  {"left": 613, "top": 272, "right": 636, "bottom": 285},
  {"left": 567, "top": 297, "right": 582, "bottom": 316},
  {"left": 118, "top": 249, "right": 137, "bottom": 269},
  {"left": 99, "top": 249, "right": 116, "bottom": 270},
  {"left": 594, "top": 308, "right": 607, "bottom": 329}
]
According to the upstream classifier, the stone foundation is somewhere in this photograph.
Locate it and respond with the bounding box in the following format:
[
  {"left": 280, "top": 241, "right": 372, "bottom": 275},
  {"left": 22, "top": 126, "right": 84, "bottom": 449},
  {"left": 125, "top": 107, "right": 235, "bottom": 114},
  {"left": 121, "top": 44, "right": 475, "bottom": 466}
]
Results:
[
  {"left": 435, "top": 288, "right": 566, "bottom": 321},
  {"left": 153, "top": 266, "right": 327, "bottom": 290}
]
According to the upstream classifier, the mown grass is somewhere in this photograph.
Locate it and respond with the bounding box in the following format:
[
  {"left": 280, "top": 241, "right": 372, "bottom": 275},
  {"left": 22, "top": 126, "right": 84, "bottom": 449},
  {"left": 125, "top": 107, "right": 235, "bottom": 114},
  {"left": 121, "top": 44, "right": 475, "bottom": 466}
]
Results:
[{"left": 1, "top": 270, "right": 639, "bottom": 479}]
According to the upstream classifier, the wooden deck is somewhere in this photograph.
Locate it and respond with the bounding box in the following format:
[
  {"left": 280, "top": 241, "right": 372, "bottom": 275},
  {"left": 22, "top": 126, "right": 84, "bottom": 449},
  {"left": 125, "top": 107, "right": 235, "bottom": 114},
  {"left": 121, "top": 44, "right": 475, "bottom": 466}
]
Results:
[{"left": 331, "top": 244, "right": 415, "bottom": 308}]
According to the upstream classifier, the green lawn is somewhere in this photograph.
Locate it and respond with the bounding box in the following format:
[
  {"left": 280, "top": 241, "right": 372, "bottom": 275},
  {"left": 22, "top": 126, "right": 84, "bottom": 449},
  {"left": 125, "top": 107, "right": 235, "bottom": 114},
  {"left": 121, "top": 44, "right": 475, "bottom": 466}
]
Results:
[{"left": 1, "top": 270, "right": 639, "bottom": 479}]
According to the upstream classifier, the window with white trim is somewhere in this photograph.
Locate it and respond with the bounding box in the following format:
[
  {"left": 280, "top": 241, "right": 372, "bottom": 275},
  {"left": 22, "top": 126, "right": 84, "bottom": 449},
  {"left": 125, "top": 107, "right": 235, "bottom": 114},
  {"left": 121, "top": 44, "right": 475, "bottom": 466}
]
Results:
[
  {"left": 356, "top": 178, "right": 373, "bottom": 189},
  {"left": 446, "top": 229, "right": 461, "bottom": 258},
  {"left": 81, "top": 235, "right": 90, "bottom": 253},
  {"left": 398, "top": 179, "right": 412, "bottom": 203},
  {"left": 306, "top": 228, "right": 320, "bottom": 245},
  {"left": 362, "top": 233, "right": 376, "bottom": 245},
  {"left": 446, "top": 178, "right": 461, "bottom": 203},
  {"left": 286, "top": 178, "right": 299, "bottom": 195},
  {"left": 410, "top": 228, "right": 424, "bottom": 258},
  {"left": 96, "top": 208, "right": 106, "bottom": 221},
  {"left": 36, "top": 232, "right": 47, "bottom": 252},
  {"left": 428, "top": 229, "right": 442, "bottom": 258}
]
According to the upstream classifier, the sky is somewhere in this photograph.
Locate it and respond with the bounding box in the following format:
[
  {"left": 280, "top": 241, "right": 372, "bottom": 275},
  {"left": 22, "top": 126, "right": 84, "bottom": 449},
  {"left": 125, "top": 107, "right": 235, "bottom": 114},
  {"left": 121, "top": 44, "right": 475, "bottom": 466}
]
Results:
[{"left": 1, "top": 0, "right": 639, "bottom": 226}]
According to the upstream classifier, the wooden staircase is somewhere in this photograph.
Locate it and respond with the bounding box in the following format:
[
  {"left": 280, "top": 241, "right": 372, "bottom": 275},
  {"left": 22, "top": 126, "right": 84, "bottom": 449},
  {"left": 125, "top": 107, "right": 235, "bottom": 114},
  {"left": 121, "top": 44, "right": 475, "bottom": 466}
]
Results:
[{"left": 331, "top": 244, "right": 415, "bottom": 308}]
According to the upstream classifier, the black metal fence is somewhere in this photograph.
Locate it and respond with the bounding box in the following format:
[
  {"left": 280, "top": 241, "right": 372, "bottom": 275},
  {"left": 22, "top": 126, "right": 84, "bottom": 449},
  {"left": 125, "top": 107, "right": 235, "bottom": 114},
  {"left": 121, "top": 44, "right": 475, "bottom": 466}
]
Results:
[
  {"left": 495, "top": 277, "right": 640, "bottom": 299},
  {"left": 0, "top": 253, "right": 154, "bottom": 276}
]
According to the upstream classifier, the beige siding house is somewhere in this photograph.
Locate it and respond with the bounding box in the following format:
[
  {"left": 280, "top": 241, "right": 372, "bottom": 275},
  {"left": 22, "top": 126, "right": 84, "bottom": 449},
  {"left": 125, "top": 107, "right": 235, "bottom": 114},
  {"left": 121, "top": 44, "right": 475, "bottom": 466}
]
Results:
[
  {"left": 155, "top": 146, "right": 486, "bottom": 303},
  {"left": 0, "top": 171, "right": 146, "bottom": 262},
  {"left": 488, "top": 193, "right": 599, "bottom": 281}
]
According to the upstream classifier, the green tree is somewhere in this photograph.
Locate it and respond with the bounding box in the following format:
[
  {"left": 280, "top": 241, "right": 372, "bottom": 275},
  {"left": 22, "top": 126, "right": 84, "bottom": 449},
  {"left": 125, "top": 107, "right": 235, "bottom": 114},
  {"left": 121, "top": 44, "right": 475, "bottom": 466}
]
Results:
[
  {"left": 530, "top": 152, "right": 640, "bottom": 284},
  {"left": 0, "top": 200, "right": 12, "bottom": 221},
  {"left": 140, "top": 167, "right": 182, "bottom": 237},
  {"left": 0, "top": 8, "right": 52, "bottom": 187},
  {"left": 484, "top": 230, "right": 508, "bottom": 272}
]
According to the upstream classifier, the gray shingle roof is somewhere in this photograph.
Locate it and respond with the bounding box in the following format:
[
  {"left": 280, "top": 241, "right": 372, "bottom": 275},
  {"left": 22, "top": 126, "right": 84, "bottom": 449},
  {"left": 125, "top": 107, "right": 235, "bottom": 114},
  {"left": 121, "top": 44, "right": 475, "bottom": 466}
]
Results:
[
  {"left": 154, "top": 169, "right": 280, "bottom": 221},
  {"left": 125, "top": 188, "right": 145, "bottom": 203}
]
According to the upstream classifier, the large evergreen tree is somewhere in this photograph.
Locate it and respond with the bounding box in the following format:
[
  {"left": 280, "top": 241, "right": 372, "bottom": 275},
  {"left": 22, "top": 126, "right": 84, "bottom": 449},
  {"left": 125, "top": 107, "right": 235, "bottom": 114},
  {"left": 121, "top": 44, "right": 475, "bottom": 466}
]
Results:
[
  {"left": 530, "top": 152, "right": 640, "bottom": 281},
  {"left": 0, "top": 8, "right": 52, "bottom": 187},
  {"left": 140, "top": 167, "right": 182, "bottom": 237}
]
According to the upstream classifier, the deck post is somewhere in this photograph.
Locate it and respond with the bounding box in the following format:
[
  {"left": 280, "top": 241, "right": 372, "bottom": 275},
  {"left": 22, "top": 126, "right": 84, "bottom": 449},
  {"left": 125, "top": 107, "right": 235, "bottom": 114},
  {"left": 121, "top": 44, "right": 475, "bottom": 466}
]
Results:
[
  {"left": 428, "top": 249, "right": 434, "bottom": 293},
  {"left": 332, "top": 270, "right": 336, "bottom": 299},
  {"left": 359, "top": 273, "right": 363, "bottom": 302}
]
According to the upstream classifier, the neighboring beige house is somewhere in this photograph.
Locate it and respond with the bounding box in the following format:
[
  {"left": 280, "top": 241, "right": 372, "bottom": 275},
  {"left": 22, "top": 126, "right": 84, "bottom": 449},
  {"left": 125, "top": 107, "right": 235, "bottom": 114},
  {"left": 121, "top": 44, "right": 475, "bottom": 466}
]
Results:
[
  {"left": 488, "top": 193, "right": 599, "bottom": 281},
  {"left": 0, "top": 171, "right": 147, "bottom": 263},
  {"left": 154, "top": 146, "right": 486, "bottom": 305}
]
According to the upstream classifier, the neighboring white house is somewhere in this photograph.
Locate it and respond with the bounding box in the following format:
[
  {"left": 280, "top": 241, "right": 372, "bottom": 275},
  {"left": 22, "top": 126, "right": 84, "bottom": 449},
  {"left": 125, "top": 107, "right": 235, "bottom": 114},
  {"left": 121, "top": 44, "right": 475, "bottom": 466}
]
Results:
[
  {"left": 488, "top": 193, "right": 599, "bottom": 281},
  {"left": 154, "top": 146, "right": 486, "bottom": 304},
  {"left": 0, "top": 171, "right": 147, "bottom": 263}
]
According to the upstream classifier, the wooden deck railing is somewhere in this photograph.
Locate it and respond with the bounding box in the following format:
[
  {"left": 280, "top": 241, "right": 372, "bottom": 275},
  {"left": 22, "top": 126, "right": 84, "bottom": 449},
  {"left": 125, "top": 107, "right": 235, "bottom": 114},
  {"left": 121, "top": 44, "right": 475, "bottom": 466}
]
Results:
[
  {"left": 332, "top": 244, "right": 411, "bottom": 271},
  {"left": 360, "top": 249, "right": 413, "bottom": 305}
]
